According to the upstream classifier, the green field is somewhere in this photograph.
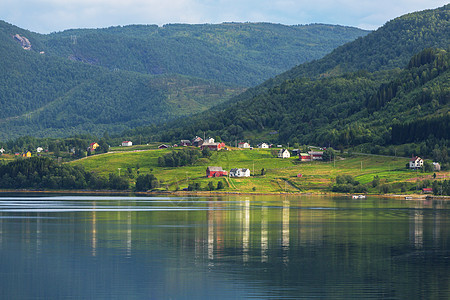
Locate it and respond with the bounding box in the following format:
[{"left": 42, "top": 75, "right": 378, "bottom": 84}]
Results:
[{"left": 70, "top": 147, "right": 443, "bottom": 194}]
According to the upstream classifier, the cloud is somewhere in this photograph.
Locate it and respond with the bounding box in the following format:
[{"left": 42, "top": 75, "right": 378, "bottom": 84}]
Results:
[{"left": 0, "top": 0, "right": 448, "bottom": 33}]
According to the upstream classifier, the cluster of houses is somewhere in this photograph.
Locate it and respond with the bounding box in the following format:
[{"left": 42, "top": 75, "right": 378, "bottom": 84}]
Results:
[{"left": 409, "top": 156, "right": 441, "bottom": 171}]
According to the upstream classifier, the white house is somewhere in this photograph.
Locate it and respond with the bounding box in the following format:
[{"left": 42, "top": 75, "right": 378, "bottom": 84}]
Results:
[
  {"left": 0, "top": 147, "right": 4, "bottom": 154},
  {"left": 258, "top": 143, "right": 269, "bottom": 149},
  {"left": 238, "top": 142, "right": 251, "bottom": 149},
  {"left": 409, "top": 156, "right": 424, "bottom": 169},
  {"left": 278, "top": 149, "right": 290, "bottom": 158},
  {"left": 122, "top": 141, "right": 133, "bottom": 147},
  {"left": 229, "top": 168, "right": 251, "bottom": 177},
  {"left": 36, "top": 147, "right": 43, "bottom": 153}
]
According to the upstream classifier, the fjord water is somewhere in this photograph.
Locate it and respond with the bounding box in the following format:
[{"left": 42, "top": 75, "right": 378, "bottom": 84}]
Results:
[{"left": 0, "top": 195, "right": 449, "bottom": 299}]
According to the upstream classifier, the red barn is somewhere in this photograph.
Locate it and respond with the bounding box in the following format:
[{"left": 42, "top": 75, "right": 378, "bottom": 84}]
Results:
[{"left": 206, "top": 166, "right": 228, "bottom": 178}]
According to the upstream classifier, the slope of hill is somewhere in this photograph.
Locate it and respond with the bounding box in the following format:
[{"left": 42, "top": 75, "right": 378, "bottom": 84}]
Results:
[
  {"left": 125, "top": 5, "right": 449, "bottom": 159},
  {"left": 41, "top": 23, "right": 369, "bottom": 87},
  {"left": 279, "top": 4, "right": 449, "bottom": 80},
  {"left": 0, "top": 21, "right": 368, "bottom": 140}
]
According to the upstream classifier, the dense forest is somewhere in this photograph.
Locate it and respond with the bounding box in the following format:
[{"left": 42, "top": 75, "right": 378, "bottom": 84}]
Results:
[
  {"left": 0, "top": 21, "right": 367, "bottom": 140},
  {"left": 122, "top": 5, "right": 449, "bottom": 161},
  {"left": 41, "top": 23, "right": 368, "bottom": 86},
  {"left": 0, "top": 157, "right": 130, "bottom": 190}
]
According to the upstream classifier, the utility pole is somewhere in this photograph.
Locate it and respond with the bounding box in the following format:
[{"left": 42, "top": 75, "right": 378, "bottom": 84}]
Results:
[{"left": 118, "top": 168, "right": 121, "bottom": 176}]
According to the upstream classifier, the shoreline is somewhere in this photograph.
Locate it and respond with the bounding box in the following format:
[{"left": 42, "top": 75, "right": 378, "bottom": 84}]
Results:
[{"left": 0, "top": 189, "right": 449, "bottom": 200}]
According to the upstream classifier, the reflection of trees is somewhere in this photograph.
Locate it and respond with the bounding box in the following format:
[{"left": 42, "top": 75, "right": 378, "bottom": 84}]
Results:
[{"left": 2, "top": 196, "right": 450, "bottom": 299}]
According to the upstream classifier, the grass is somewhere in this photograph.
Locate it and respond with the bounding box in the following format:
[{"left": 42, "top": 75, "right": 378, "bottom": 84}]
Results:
[{"left": 70, "top": 147, "right": 445, "bottom": 194}]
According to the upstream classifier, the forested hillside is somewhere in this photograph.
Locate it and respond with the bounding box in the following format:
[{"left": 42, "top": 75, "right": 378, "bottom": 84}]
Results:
[
  {"left": 41, "top": 23, "right": 368, "bottom": 87},
  {"left": 0, "top": 21, "right": 367, "bottom": 140},
  {"left": 124, "top": 5, "right": 449, "bottom": 160}
]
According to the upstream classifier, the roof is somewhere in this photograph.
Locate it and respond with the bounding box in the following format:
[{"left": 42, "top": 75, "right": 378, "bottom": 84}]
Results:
[
  {"left": 410, "top": 156, "right": 422, "bottom": 161},
  {"left": 207, "top": 166, "right": 224, "bottom": 171},
  {"left": 230, "top": 168, "right": 249, "bottom": 172}
]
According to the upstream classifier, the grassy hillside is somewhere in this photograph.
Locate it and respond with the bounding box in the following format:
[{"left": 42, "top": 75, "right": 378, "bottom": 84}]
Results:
[
  {"left": 0, "top": 21, "right": 367, "bottom": 140},
  {"left": 70, "top": 146, "right": 444, "bottom": 194}
]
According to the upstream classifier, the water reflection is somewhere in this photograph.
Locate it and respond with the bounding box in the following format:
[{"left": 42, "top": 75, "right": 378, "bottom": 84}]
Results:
[{"left": 0, "top": 195, "right": 449, "bottom": 299}]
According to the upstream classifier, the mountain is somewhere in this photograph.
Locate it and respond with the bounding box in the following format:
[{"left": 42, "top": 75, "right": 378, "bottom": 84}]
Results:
[
  {"left": 40, "top": 23, "right": 368, "bottom": 87},
  {"left": 0, "top": 21, "right": 368, "bottom": 140},
  {"left": 126, "top": 5, "right": 449, "bottom": 159}
]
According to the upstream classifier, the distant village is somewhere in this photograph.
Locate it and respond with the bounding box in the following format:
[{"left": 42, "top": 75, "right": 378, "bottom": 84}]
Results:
[{"left": 1, "top": 135, "right": 442, "bottom": 181}]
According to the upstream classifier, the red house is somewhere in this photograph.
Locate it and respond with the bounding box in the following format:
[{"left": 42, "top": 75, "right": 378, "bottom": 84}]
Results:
[
  {"left": 206, "top": 166, "right": 228, "bottom": 178},
  {"left": 201, "top": 137, "right": 225, "bottom": 151}
]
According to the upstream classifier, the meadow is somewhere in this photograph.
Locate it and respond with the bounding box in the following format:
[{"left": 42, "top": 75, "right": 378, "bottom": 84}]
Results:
[{"left": 69, "top": 147, "right": 443, "bottom": 194}]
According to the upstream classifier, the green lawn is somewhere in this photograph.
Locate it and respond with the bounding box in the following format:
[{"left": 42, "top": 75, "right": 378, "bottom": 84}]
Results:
[{"left": 70, "top": 147, "right": 441, "bottom": 193}]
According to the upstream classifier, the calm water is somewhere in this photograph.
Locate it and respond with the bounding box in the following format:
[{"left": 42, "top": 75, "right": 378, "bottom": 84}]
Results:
[{"left": 0, "top": 194, "right": 449, "bottom": 299}]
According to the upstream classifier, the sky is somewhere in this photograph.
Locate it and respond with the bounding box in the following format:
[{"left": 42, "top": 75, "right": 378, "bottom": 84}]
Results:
[{"left": 1, "top": 0, "right": 448, "bottom": 33}]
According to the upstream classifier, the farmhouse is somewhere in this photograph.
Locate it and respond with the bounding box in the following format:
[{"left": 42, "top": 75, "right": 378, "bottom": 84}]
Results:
[
  {"left": 309, "top": 151, "right": 324, "bottom": 160},
  {"left": 36, "top": 147, "right": 43, "bottom": 153},
  {"left": 299, "top": 153, "right": 312, "bottom": 161},
  {"left": 229, "top": 168, "right": 251, "bottom": 177},
  {"left": 158, "top": 144, "right": 169, "bottom": 149},
  {"left": 206, "top": 166, "right": 228, "bottom": 178},
  {"left": 238, "top": 142, "right": 251, "bottom": 149},
  {"left": 180, "top": 140, "right": 191, "bottom": 146},
  {"left": 409, "top": 156, "right": 423, "bottom": 169},
  {"left": 278, "top": 149, "right": 290, "bottom": 158},
  {"left": 192, "top": 136, "right": 203, "bottom": 147},
  {"left": 122, "top": 141, "right": 132, "bottom": 147},
  {"left": 258, "top": 143, "right": 269, "bottom": 149},
  {"left": 299, "top": 151, "right": 324, "bottom": 161},
  {"left": 201, "top": 137, "right": 225, "bottom": 151}
]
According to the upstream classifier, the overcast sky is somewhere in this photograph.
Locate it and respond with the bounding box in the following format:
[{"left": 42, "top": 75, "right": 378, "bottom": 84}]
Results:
[{"left": 1, "top": 0, "right": 448, "bottom": 33}]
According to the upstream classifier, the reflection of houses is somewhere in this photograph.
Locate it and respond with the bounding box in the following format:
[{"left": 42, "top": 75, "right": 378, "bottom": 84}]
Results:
[
  {"left": 122, "top": 141, "right": 132, "bottom": 147},
  {"left": 201, "top": 138, "right": 225, "bottom": 151},
  {"left": 278, "top": 149, "right": 290, "bottom": 158},
  {"left": 229, "top": 168, "right": 250, "bottom": 177},
  {"left": 238, "top": 142, "right": 251, "bottom": 149},
  {"left": 206, "top": 166, "right": 228, "bottom": 178},
  {"left": 409, "top": 156, "right": 423, "bottom": 169}
]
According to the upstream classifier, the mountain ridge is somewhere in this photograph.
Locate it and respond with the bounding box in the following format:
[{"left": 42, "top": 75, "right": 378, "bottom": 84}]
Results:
[{"left": 0, "top": 21, "right": 368, "bottom": 140}]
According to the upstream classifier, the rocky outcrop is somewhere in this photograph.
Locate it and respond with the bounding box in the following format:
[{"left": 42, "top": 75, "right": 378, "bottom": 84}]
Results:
[{"left": 13, "top": 34, "right": 31, "bottom": 50}]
